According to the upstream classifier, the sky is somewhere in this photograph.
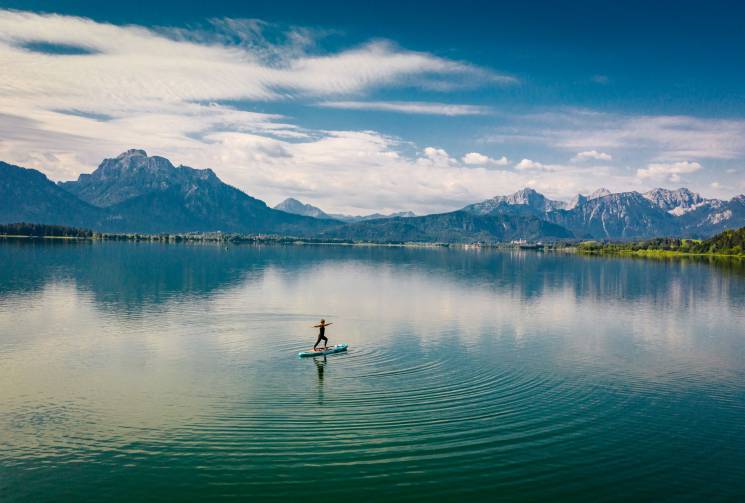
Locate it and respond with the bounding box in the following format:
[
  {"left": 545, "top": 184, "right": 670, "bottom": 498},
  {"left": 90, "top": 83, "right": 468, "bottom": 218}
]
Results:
[{"left": 1, "top": 0, "right": 744, "bottom": 214}]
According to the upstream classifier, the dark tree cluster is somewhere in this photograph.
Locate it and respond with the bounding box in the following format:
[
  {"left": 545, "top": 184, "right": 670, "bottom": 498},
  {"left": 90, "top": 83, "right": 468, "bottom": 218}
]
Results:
[{"left": 0, "top": 222, "right": 93, "bottom": 238}]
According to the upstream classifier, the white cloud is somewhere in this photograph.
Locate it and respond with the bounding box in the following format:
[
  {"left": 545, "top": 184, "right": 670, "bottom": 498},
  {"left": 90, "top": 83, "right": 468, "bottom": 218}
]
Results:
[
  {"left": 317, "top": 101, "right": 491, "bottom": 116},
  {"left": 462, "top": 152, "right": 509, "bottom": 166},
  {"left": 636, "top": 161, "right": 702, "bottom": 182},
  {"left": 515, "top": 158, "right": 545, "bottom": 170},
  {"left": 217, "top": 134, "right": 630, "bottom": 214},
  {"left": 416, "top": 147, "right": 458, "bottom": 168},
  {"left": 462, "top": 152, "right": 489, "bottom": 165},
  {"left": 572, "top": 150, "right": 612, "bottom": 162}
]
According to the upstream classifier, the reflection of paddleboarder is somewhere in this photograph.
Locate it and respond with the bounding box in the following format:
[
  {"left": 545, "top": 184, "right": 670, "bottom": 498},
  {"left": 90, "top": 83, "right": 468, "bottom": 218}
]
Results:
[
  {"left": 315, "top": 356, "right": 326, "bottom": 405},
  {"left": 312, "top": 319, "right": 333, "bottom": 350},
  {"left": 315, "top": 357, "right": 326, "bottom": 381}
]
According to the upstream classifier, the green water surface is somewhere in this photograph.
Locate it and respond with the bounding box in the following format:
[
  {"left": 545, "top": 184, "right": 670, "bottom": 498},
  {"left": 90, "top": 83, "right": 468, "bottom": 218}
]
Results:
[{"left": 1, "top": 241, "right": 744, "bottom": 501}]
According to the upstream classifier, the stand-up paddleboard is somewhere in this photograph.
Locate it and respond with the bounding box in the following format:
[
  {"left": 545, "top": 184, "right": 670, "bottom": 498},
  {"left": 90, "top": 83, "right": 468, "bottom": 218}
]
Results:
[{"left": 298, "top": 343, "right": 348, "bottom": 358}]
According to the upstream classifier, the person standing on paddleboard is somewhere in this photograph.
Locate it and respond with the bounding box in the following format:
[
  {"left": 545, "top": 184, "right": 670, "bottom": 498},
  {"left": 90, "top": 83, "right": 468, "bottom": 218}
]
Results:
[{"left": 313, "top": 319, "right": 333, "bottom": 350}]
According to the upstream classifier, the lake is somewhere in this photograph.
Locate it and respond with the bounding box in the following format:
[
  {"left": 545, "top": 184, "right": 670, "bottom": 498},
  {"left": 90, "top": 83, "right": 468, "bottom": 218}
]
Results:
[{"left": 1, "top": 240, "right": 744, "bottom": 501}]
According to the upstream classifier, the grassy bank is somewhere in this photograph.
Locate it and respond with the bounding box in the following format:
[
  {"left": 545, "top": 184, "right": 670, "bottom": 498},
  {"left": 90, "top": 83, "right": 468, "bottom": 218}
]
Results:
[
  {"left": 576, "top": 227, "right": 745, "bottom": 259},
  {"left": 577, "top": 247, "right": 744, "bottom": 259}
]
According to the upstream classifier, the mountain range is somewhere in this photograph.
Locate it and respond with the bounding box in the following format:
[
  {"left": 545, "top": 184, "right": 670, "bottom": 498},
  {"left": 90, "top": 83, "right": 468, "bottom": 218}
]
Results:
[
  {"left": 1, "top": 149, "right": 744, "bottom": 242},
  {"left": 460, "top": 187, "right": 745, "bottom": 239},
  {"left": 2, "top": 150, "right": 334, "bottom": 235}
]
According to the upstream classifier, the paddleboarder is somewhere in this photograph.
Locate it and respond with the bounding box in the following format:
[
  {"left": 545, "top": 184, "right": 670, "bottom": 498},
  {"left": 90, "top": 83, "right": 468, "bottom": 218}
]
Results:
[{"left": 312, "top": 319, "right": 333, "bottom": 351}]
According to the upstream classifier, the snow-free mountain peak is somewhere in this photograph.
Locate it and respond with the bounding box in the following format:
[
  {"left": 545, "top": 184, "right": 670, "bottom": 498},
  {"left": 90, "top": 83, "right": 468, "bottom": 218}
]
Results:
[
  {"left": 588, "top": 188, "right": 612, "bottom": 200},
  {"left": 45, "top": 149, "right": 337, "bottom": 234},
  {"left": 462, "top": 187, "right": 565, "bottom": 215},
  {"left": 274, "top": 198, "right": 332, "bottom": 219},
  {"left": 60, "top": 149, "right": 219, "bottom": 207},
  {"left": 566, "top": 194, "right": 586, "bottom": 210}
]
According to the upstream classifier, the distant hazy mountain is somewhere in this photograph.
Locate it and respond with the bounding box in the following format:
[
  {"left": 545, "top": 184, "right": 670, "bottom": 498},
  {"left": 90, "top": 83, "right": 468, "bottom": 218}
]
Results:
[
  {"left": 463, "top": 187, "right": 566, "bottom": 215},
  {"left": 320, "top": 211, "right": 573, "bottom": 243},
  {"left": 335, "top": 210, "right": 417, "bottom": 222},
  {"left": 463, "top": 187, "right": 745, "bottom": 239},
  {"left": 0, "top": 161, "right": 104, "bottom": 228},
  {"left": 274, "top": 197, "right": 415, "bottom": 222},
  {"left": 274, "top": 198, "right": 335, "bottom": 220}
]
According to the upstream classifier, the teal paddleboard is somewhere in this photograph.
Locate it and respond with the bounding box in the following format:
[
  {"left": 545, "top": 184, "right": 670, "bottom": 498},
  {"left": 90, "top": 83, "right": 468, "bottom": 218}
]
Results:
[{"left": 298, "top": 343, "right": 348, "bottom": 357}]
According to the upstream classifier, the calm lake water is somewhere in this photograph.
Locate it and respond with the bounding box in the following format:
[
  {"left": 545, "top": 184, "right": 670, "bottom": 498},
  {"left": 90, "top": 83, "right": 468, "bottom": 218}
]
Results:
[{"left": 1, "top": 240, "right": 744, "bottom": 501}]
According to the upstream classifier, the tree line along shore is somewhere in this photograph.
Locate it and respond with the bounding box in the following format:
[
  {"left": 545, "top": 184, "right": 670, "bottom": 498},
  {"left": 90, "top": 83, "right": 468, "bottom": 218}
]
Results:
[
  {"left": 575, "top": 227, "right": 745, "bottom": 258},
  {"left": 0, "top": 222, "right": 434, "bottom": 246},
  {"left": 1, "top": 222, "right": 744, "bottom": 257}
]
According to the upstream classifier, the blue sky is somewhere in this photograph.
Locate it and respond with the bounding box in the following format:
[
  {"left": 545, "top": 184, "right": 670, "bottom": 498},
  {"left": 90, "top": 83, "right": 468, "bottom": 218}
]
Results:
[{"left": 1, "top": 0, "right": 744, "bottom": 213}]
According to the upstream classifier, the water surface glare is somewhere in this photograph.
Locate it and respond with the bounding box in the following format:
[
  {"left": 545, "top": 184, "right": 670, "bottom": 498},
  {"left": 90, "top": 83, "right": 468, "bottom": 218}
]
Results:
[{"left": 1, "top": 241, "right": 744, "bottom": 501}]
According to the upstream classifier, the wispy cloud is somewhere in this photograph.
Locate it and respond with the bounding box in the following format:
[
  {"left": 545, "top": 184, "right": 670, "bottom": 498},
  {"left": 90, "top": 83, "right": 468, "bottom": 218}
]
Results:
[
  {"left": 0, "top": 10, "right": 507, "bottom": 107},
  {"left": 317, "top": 101, "right": 492, "bottom": 116},
  {"left": 485, "top": 109, "right": 745, "bottom": 161},
  {"left": 159, "top": 17, "right": 332, "bottom": 64},
  {"left": 562, "top": 116, "right": 745, "bottom": 161}
]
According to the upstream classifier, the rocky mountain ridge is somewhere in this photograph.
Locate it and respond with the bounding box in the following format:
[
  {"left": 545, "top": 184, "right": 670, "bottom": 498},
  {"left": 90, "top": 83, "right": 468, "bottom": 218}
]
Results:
[{"left": 462, "top": 187, "right": 745, "bottom": 239}]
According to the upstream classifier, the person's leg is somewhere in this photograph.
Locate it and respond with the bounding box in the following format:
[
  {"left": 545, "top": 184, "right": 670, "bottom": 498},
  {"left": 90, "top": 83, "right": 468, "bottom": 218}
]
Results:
[
  {"left": 322, "top": 336, "right": 328, "bottom": 349},
  {"left": 313, "top": 335, "right": 323, "bottom": 349}
]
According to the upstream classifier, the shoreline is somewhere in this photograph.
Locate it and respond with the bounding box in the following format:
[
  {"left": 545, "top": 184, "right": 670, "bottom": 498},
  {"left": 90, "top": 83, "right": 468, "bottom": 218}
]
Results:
[
  {"left": 0, "top": 232, "right": 564, "bottom": 251},
  {"left": 3, "top": 233, "right": 744, "bottom": 259},
  {"left": 0, "top": 233, "right": 453, "bottom": 248}
]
